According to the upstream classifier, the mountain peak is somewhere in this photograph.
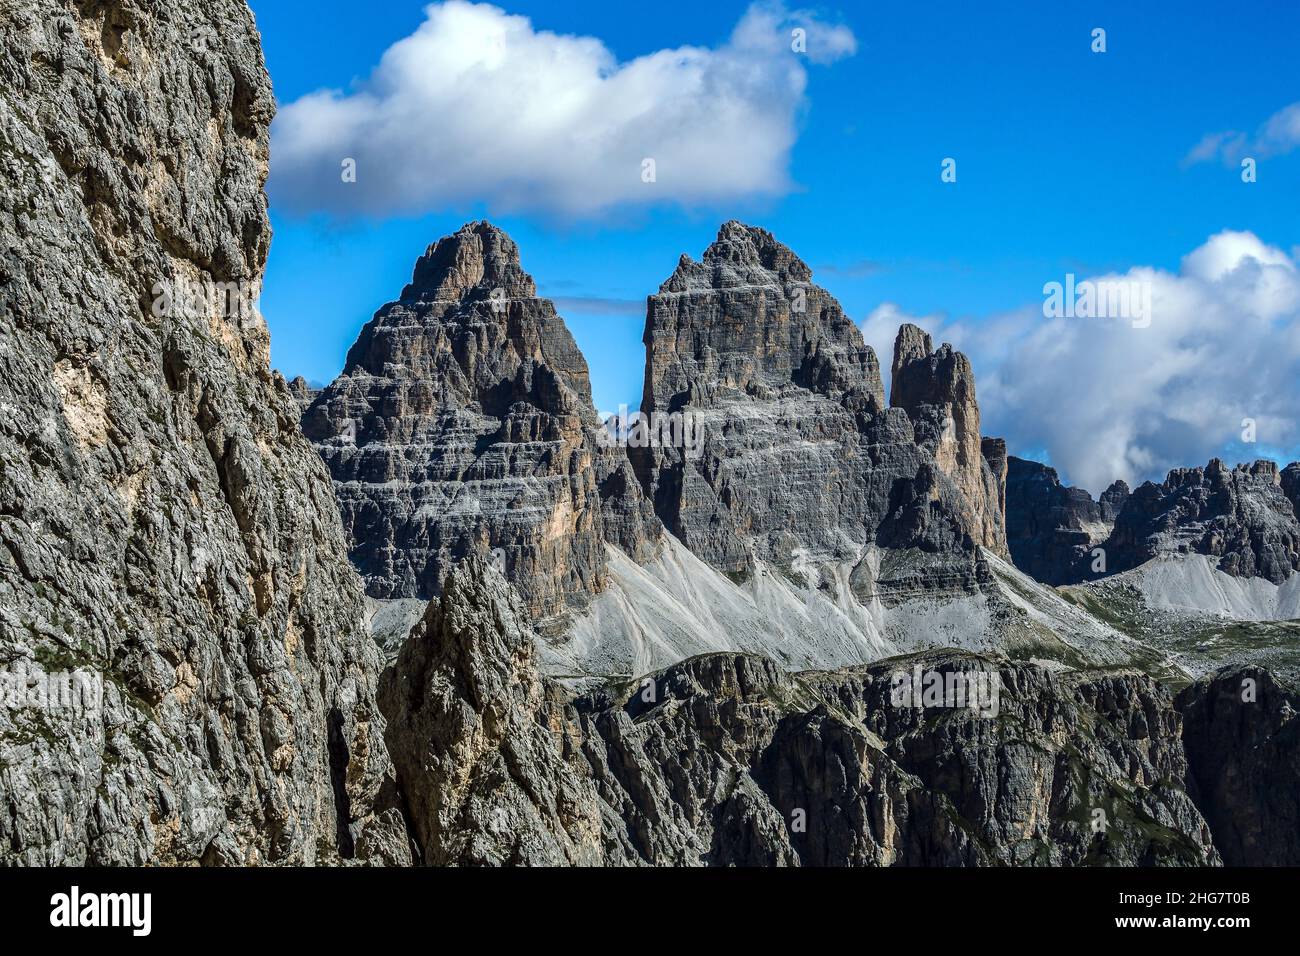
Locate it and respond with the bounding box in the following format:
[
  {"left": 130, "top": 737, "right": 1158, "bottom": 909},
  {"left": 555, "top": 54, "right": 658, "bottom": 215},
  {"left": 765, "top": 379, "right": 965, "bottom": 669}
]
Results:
[
  {"left": 660, "top": 220, "right": 812, "bottom": 293},
  {"left": 402, "top": 220, "right": 535, "bottom": 304}
]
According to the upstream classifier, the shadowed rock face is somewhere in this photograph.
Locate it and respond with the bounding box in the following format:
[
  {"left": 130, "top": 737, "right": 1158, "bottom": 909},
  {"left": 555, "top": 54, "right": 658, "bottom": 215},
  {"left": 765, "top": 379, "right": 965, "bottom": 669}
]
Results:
[
  {"left": 629, "top": 222, "right": 1007, "bottom": 593},
  {"left": 1102, "top": 459, "right": 1300, "bottom": 584},
  {"left": 1177, "top": 666, "right": 1300, "bottom": 865},
  {"left": 302, "top": 222, "right": 658, "bottom": 630},
  {"left": 378, "top": 556, "right": 606, "bottom": 865},
  {"left": 0, "top": 0, "right": 391, "bottom": 864},
  {"left": 1005, "top": 457, "right": 1129, "bottom": 585},
  {"left": 380, "top": 559, "right": 1219, "bottom": 866},
  {"left": 1006, "top": 456, "right": 1300, "bottom": 587}
]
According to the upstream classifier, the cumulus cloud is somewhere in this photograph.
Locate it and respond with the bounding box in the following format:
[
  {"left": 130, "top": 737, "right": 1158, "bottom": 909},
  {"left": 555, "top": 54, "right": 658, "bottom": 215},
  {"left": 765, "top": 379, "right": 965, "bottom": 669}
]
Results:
[
  {"left": 1185, "top": 100, "right": 1300, "bottom": 166},
  {"left": 859, "top": 232, "right": 1300, "bottom": 493},
  {"left": 270, "top": 1, "right": 855, "bottom": 218}
]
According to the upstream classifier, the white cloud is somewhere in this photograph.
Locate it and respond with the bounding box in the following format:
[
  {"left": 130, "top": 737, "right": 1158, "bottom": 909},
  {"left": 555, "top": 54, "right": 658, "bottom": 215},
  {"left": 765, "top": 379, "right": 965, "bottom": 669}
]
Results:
[
  {"left": 270, "top": 1, "right": 854, "bottom": 218},
  {"left": 860, "top": 232, "right": 1300, "bottom": 493},
  {"left": 1185, "top": 101, "right": 1300, "bottom": 166}
]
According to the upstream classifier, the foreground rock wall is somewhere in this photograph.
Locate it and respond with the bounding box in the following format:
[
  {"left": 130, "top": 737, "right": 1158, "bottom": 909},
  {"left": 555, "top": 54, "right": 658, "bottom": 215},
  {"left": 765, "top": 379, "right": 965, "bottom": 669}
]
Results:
[
  {"left": 1178, "top": 666, "right": 1300, "bottom": 866},
  {"left": 0, "top": 0, "right": 390, "bottom": 864}
]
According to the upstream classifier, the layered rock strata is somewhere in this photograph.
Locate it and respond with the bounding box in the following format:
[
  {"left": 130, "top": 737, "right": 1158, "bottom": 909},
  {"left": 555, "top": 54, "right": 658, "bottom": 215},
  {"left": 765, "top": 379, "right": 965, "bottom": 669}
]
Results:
[
  {"left": 302, "top": 222, "right": 659, "bottom": 631},
  {"left": 628, "top": 222, "right": 1008, "bottom": 601}
]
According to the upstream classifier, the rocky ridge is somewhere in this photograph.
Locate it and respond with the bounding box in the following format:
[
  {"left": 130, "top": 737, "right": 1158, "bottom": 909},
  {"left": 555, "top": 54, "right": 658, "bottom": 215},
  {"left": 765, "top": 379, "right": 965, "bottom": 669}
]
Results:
[
  {"left": 1104, "top": 458, "right": 1300, "bottom": 584},
  {"left": 1015, "top": 456, "right": 1300, "bottom": 590},
  {"left": 379, "top": 558, "right": 1226, "bottom": 866}
]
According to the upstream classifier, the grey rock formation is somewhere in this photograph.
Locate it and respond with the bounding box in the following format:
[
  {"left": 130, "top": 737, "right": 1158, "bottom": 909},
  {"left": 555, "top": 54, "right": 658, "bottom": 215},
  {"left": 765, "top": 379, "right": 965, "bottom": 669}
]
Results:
[
  {"left": 378, "top": 556, "right": 605, "bottom": 865},
  {"left": 0, "top": 0, "right": 390, "bottom": 864},
  {"left": 1177, "top": 666, "right": 1300, "bottom": 865},
  {"left": 1005, "top": 456, "right": 1129, "bottom": 584},
  {"left": 286, "top": 375, "right": 318, "bottom": 412},
  {"left": 303, "top": 222, "right": 658, "bottom": 632},
  {"left": 1103, "top": 459, "right": 1300, "bottom": 583},
  {"left": 629, "top": 223, "right": 1007, "bottom": 600},
  {"left": 1281, "top": 462, "right": 1300, "bottom": 516},
  {"left": 382, "top": 558, "right": 1219, "bottom": 866},
  {"left": 890, "top": 326, "right": 1008, "bottom": 556}
]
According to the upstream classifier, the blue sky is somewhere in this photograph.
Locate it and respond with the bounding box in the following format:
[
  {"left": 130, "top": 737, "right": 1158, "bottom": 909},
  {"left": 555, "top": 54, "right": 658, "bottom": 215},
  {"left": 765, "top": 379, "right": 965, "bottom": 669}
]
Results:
[{"left": 249, "top": 0, "right": 1300, "bottom": 490}]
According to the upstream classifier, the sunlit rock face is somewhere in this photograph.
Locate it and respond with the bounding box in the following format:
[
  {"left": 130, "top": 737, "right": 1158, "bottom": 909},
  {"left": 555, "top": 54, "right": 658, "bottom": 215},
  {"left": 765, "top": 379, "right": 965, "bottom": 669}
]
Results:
[
  {"left": 303, "top": 221, "right": 658, "bottom": 631},
  {"left": 0, "top": 0, "right": 393, "bottom": 865}
]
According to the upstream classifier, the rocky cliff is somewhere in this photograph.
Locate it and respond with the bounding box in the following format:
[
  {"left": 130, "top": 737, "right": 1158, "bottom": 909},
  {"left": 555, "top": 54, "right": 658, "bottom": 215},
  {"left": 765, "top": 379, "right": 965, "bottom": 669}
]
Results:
[
  {"left": 1177, "top": 666, "right": 1300, "bottom": 865},
  {"left": 1009, "top": 456, "right": 1300, "bottom": 591},
  {"left": 381, "top": 558, "right": 1220, "bottom": 866},
  {"left": 890, "top": 325, "right": 1008, "bottom": 555},
  {"left": 0, "top": 0, "right": 392, "bottom": 864},
  {"left": 1102, "top": 459, "right": 1300, "bottom": 583},
  {"left": 1005, "top": 456, "right": 1129, "bottom": 584},
  {"left": 302, "top": 222, "right": 658, "bottom": 631},
  {"left": 629, "top": 222, "right": 1007, "bottom": 597}
]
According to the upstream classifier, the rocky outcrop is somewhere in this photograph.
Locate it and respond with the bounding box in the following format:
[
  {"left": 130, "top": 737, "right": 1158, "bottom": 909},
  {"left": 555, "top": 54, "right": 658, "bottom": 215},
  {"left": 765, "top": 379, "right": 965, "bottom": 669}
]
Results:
[
  {"left": 382, "top": 558, "right": 1219, "bottom": 866},
  {"left": 1102, "top": 459, "right": 1300, "bottom": 583},
  {"left": 890, "top": 326, "right": 1007, "bottom": 556},
  {"left": 302, "top": 222, "right": 658, "bottom": 631},
  {"left": 1005, "top": 456, "right": 1129, "bottom": 584},
  {"left": 378, "top": 557, "right": 605, "bottom": 865},
  {"left": 628, "top": 223, "right": 1007, "bottom": 599},
  {"left": 1177, "top": 666, "right": 1300, "bottom": 865},
  {"left": 286, "top": 375, "right": 317, "bottom": 412},
  {"left": 0, "top": 0, "right": 391, "bottom": 863}
]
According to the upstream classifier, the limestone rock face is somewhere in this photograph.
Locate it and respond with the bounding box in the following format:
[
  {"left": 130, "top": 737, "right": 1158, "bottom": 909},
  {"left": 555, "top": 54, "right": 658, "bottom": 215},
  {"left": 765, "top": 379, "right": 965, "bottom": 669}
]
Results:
[
  {"left": 286, "top": 375, "right": 318, "bottom": 412},
  {"left": 302, "top": 222, "right": 659, "bottom": 631},
  {"left": 890, "top": 325, "right": 1007, "bottom": 556},
  {"left": 629, "top": 224, "right": 1006, "bottom": 596},
  {"left": 0, "top": 0, "right": 389, "bottom": 864},
  {"left": 1177, "top": 666, "right": 1300, "bottom": 865},
  {"left": 1005, "top": 456, "right": 1128, "bottom": 584},
  {"left": 1103, "top": 459, "right": 1300, "bottom": 583},
  {"left": 382, "top": 559, "right": 1220, "bottom": 866},
  {"left": 378, "top": 557, "right": 605, "bottom": 865}
]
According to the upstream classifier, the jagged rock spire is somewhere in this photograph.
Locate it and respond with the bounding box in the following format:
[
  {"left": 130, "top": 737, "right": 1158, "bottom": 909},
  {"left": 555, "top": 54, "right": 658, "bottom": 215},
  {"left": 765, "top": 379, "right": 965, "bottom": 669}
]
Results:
[{"left": 889, "top": 323, "right": 1007, "bottom": 556}]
